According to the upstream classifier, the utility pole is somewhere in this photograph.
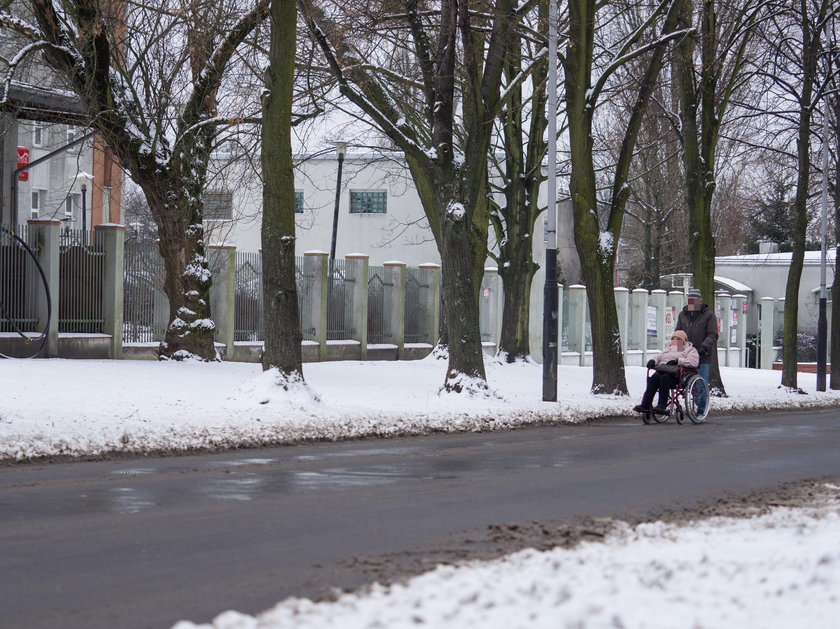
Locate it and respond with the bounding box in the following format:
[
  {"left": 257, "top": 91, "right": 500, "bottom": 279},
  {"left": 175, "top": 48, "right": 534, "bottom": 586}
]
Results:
[{"left": 542, "top": 0, "right": 559, "bottom": 402}]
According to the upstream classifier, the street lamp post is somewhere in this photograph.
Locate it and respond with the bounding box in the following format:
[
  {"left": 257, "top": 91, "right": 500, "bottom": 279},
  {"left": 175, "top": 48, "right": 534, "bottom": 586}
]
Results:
[
  {"left": 542, "top": 0, "right": 559, "bottom": 402},
  {"left": 329, "top": 142, "right": 347, "bottom": 263},
  {"left": 81, "top": 182, "right": 87, "bottom": 236},
  {"left": 816, "top": 76, "right": 830, "bottom": 392}
]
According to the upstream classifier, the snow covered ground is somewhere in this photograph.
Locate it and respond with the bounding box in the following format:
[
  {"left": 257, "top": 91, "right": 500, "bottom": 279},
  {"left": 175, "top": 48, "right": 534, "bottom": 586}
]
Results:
[
  {"left": 173, "top": 483, "right": 840, "bottom": 629},
  {"left": 1, "top": 354, "right": 839, "bottom": 461}
]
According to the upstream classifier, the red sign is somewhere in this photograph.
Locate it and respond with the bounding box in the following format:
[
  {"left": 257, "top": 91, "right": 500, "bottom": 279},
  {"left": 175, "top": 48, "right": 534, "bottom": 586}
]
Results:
[{"left": 17, "top": 147, "right": 29, "bottom": 181}]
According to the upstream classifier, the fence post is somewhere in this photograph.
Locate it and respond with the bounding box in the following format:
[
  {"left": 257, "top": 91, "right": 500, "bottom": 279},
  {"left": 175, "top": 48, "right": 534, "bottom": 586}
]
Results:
[
  {"left": 28, "top": 219, "right": 60, "bottom": 357},
  {"left": 346, "top": 253, "right": 369, "bottom": 360},
  {"left": 614, "top": 287, "right": 629, "bottom": 358},
  {"left": 631, "top": 288, "right": 648, "bottom": 364},
  {"left": 732, "top": 294, "right": 747, "bottom": 367},
  {"left": 419, "top": 263, "right": 441, "bottom": 345},
  {"left": 759, "top": 297, "right": 775, "bottom": 369},
  {"left": 667, "top": 290, "right": 683, "bottom": 329},
  {"left": 305, "top": 251, "right": 328, "bottom": 361},
  {"left": 384, "top": 261, "right": 406, "bottom": 358},
  {"left": 567, "top": 284, "right": 586, "bottom": 365},
  {"left": 715, "top": 290, "right": 731, "bottom": 366},
  {"left": 651, "top": 289, "right": 667, "bottom": 352},
  {"left": 208, "top": 244, "right": 236, "bottom": 360},
  {"left": 94, "top": 224, "right": 125, "bottom": 359}
]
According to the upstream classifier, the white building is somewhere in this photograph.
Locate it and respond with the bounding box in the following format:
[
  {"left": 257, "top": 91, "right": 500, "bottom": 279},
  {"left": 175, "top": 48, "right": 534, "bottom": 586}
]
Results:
[{"left": 205, "top": 151, "right": 441, "bottom": 266}]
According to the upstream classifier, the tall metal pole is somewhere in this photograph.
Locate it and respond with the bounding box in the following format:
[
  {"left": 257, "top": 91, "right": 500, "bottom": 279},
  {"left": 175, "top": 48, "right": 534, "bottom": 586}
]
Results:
[
  {"left": 816, "top": 36, "right": 830, "bottom": 392},
  {"left": 329, "top": 142, "right": 347, "bottom": 263},
  {"left": 542, "top": 0, "right": 559, "bottom": 402}
]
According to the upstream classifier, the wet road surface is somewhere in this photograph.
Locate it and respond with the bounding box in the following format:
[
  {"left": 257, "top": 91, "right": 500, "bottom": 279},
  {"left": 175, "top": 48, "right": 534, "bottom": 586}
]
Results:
[{"left": 1, "top": 406, "right": 839, "bottom": 628}]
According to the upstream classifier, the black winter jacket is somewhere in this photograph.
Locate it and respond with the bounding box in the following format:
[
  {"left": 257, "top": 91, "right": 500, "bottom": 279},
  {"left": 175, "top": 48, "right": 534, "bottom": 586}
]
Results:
[{"left": 675, "top": 304, "right": 718, "bottom": 364}]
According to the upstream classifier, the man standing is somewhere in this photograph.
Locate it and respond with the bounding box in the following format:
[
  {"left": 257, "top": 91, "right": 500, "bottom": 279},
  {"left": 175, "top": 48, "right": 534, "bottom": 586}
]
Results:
[{"left": 675, "top": 288, "right": 718, "bottom": 384}]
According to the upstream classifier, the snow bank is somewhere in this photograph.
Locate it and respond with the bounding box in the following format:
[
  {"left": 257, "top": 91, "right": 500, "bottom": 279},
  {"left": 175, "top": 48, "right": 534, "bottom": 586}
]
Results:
[
  {"left": 1, "top": 356, "right": 838, "bottom": 461},
  {"left": 173, "top": 484, "right": 840, "bottom": 628}
]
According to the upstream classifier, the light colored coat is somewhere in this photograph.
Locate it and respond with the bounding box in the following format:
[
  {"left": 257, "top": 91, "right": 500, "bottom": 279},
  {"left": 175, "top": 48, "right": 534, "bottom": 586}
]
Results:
[{"left": 654, "top": 342, "right": 699, "bottom": 369}]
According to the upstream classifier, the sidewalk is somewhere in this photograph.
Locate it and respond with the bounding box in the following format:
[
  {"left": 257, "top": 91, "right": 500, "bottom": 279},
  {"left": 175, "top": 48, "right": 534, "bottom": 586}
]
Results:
[{"left": 2, "top": 355, "right": 839, "bottom": 462}]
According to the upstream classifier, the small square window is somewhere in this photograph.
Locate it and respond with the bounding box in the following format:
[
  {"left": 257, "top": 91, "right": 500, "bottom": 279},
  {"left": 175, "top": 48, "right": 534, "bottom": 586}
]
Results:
[
  {"left": 350, "top": 190, "right": 387, "bottom": 214},
  {"left": 31, "top": 190, "right": 41, "bottom": 218},
  {"left": 294, "top": 190, "right": 304, "bottom": 214},
  {"left": 32, "top": 122, "right": 44, "bottom": 147},
  {"left": 203, "top": 190, "right": 233, "bottom": 220}
]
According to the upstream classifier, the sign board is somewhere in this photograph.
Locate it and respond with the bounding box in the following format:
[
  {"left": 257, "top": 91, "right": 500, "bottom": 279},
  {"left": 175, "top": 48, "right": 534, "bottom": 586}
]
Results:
[
  {"left": 17, "top": 147, "right": 29, "bottom": 181},
  {"left": 730, "top": 326, "right": 737, "bottom": 344},
  {"left": 483, "top": 287, "right": 490, "bottom": 299},
  {"left": 646, "top": 306, "right": 657, "bottom": 337},
  {"left": 731, "top": 310, "right": 738, "bottom": 328},
  {"left": 664, "top": 306, "right": 676, "bottom": 339}
]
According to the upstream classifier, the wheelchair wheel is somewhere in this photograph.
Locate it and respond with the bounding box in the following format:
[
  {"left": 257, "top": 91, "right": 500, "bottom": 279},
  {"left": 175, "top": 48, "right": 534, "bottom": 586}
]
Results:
[
  {"left": 642, "top": 412, "right": 653, "bottom": 425},
  {"left": 675, "top": 409, "right": 684, "bottom": 424},
  {"left": 684, "top": 375, "right": 710, "bottom": 423},
  {"left": 653, "top": 409, "right": 669, "bottom": 424}
]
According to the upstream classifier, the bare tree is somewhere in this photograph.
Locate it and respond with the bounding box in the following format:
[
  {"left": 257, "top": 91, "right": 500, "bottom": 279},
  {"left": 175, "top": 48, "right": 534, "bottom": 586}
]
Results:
[
  {"left": 1, "top": 0, "right": 269, "bottom": 361},
  {"left": 298, "top": 0, "right": 532, "bottom": 393},
  {"left": 562, "top": 0, "right": 685, "bottom": 394},
  {"left": 749, "top": 0, "right": 834, "bottom": 390}
]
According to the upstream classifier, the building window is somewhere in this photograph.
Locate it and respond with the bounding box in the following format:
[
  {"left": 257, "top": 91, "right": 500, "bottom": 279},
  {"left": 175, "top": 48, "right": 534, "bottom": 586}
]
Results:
[
  {"left": 32, "top": 122, "right": 44, "bottom": 147},
  {"left": 64, "top": 195, "right": 77, "bottom": 220},
  {"left": 203, "top": 190, "right": 233, "bottom": 220},
  {"left": 349, "top": 190, "right": 387, "bottom": 214},
  {"left": 294, "top": 190, "right": 304, "bottom": 214},
  {"left": 66, "top": 125, "right": 77, "bottom": 150},
  {"left": 31, "top": 190, "right": 41, "bottom": 218}
]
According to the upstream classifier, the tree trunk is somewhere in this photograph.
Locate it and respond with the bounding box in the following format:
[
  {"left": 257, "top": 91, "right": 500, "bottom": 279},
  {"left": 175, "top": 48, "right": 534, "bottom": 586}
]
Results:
[
  {"left": 154, "top": 198, "right": 217, "bottom": 361},
  {"left": 260, "top": 0, "right": 303, "bottom": 378},
  {"left": 498, "top": 256, "right": 539, "bottom": 361},
  {"left": 781, "top": 5, "right": 819, "bottom": 390},
  {"left": 673, "top": 0, "right": 725, "bottom": 394}
]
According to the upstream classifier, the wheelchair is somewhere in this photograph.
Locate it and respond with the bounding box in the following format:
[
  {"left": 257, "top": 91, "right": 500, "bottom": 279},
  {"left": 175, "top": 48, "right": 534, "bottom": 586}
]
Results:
[{"left": 642, "top": 366, "right": 710, "bottom": 425}]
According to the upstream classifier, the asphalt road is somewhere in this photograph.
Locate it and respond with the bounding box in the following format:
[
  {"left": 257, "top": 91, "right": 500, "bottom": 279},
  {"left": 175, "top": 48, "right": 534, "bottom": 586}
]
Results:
[{"left": 2, "top": 406, "right": 839, "bottom": 628}]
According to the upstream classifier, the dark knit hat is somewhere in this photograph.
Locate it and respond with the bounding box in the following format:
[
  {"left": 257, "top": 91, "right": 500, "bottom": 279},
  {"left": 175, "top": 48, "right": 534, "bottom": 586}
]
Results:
[{"left": 687, "top": 288, "right": 702, "bottom": 299}]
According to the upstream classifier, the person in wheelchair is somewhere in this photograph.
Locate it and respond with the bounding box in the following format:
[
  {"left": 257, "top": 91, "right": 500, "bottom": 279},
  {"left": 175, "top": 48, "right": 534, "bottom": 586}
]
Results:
[{"left": 633, "top": 329, "right": 699, "bottom": 415}]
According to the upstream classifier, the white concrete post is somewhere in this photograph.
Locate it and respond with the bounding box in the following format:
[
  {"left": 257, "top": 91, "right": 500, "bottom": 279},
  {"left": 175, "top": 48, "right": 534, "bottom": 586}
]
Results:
[
  {"left": 614, "top": 287, "right": 629, "bottom": 357},
  {"left": 760, "top": 297, "right": 775, "bottom": 369},
  {"left": 94, "top": 223, "right": 125, "bottom": 359},
  {"left": 304, "top": 251, "right": 328, "bottom": 360},
  {"left": 384, "top": 261, "right": 406, "bottom": 357},
  {"left": 208, "top": 244, "right": 236, "bottom": 359},
  {"left": 631, "top": 288, "right": 648, "bottom": 362},
  {"left": 651, "top": 289, "right": 667, "bottom": 352},
  {"left": 481, "top": 266, "right": 501, "bottom": 352},
  {"left": 567, "top": 284, "right": 586, "bottom": 365},
  {"left": 28, "top": 219, "right": 60, "bottom": 357},
  {"left": 715, "top": 291, "right": 731, "bottom": 366},
  {"left": 732, "top": 294, "right": 747, "bottom": 368},
  {"left": 419, "top": 263, "right": 441, "bottom": 345},
  {"left": 346, "top": 253, "right": 369, "bottom": 360}
]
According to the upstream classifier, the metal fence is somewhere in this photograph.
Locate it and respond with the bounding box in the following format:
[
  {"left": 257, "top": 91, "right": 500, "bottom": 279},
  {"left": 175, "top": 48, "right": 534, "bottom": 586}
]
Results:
[
  {"left": 327, "top": 259, "right": 356, "bottom": 340},
  {"left": 368, "top": 265, "right": 396, "bottom": 344},
  {"left": 405, "top": 267, "right": 432, "bottom": 344},
  {"left": 58, "top": 229, "right": 105, "bottom": 333},
  {"left": 0, "top": 225, "right": 38, "bottom": 333},
  {"left": 234, "top": 252, "right": 263, "bottom": 342},
  {"left": 123, "top": 239, "right": 166, "bottom": 343}
]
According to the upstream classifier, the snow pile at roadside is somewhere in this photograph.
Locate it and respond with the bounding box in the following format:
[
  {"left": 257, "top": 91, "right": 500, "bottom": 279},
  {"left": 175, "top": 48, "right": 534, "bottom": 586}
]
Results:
[
  {"left": 175, "top": 484, "right": 840, "bottom": 629},
  {"left": 1, "top": 355, "right": 839, "bottom": 461}
]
